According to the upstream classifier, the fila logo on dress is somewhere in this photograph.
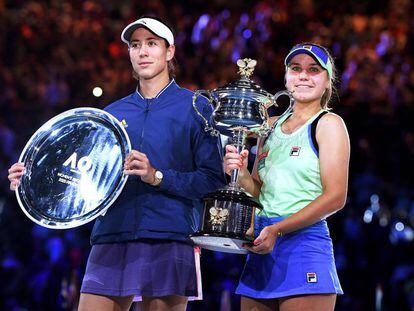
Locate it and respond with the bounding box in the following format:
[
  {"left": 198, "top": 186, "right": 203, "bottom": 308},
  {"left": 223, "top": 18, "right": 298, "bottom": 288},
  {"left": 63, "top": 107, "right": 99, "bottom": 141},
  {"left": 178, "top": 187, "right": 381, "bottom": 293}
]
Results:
[{"left": 290, "top": 146, "right": 301, "bottom": 156}]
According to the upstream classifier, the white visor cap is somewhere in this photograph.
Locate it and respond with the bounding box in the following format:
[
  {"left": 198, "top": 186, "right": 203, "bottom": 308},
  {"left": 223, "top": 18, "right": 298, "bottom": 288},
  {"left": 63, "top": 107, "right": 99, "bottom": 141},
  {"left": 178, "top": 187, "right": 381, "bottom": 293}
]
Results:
[{"left": 121, "top": 17, "right": 174, "bottom": 46}]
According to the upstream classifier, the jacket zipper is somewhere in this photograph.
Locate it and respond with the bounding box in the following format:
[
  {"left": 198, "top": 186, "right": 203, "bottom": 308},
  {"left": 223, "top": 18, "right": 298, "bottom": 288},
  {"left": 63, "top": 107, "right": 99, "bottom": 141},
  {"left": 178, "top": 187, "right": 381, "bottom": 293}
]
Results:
[{"left": 139, "top": 98, "right": 151, "bottom": 150}]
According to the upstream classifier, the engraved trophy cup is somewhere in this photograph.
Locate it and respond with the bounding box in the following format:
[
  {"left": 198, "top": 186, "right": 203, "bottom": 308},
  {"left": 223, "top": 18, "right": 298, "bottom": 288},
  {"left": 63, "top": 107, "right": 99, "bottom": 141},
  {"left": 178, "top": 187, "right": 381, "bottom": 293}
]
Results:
[{"left": 191, "top": 59, "right": 293, "bottom": 254}]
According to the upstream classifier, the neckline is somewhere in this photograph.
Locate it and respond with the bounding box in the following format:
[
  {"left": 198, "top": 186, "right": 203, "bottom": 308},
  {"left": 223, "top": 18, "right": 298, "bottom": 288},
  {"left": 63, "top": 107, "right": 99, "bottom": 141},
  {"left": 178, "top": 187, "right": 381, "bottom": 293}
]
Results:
[
  {"left": 135, "top": 79, "right": 175, "bottom": 100},
  {"left": 275, "top": 110, "right": 324, "bottom": 138}
]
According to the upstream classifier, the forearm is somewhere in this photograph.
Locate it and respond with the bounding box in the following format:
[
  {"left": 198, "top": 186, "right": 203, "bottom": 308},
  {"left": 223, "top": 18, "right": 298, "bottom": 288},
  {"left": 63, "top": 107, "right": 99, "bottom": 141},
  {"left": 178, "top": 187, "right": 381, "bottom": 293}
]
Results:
[
  {"left": 271, "top": 191, "right": 346, "bottom": 235},
  {"left": 237, "top": 169, "right": 262, "bottom": 198},
  {"left": 158, "top": 168, "right": 225, "bottom": 200}
]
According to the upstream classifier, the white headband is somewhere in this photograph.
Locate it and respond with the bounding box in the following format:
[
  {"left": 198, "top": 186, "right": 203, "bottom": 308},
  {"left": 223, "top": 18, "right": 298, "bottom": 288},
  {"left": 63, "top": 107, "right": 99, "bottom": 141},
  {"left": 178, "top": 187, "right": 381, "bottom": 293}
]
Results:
[{"left": 121, "top": 17, "right": 174, "bottom": 45}]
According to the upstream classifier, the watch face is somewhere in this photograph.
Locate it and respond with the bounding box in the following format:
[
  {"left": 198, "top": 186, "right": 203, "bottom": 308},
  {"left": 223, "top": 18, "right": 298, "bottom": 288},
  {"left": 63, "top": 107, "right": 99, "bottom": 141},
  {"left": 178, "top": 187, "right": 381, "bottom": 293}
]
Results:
[{"left": 155, "top": 170, "right": 163, "bottom": 179}]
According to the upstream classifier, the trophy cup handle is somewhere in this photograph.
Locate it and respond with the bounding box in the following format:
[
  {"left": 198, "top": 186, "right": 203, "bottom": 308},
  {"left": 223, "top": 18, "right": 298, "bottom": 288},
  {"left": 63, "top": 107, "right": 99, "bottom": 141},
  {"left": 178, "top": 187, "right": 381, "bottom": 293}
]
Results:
[
  {"left": 273, "top": 89, "right": 295, "bottom": 108},
  {"left": 256, "top": 90, "right": 294, "bottom": 137},
  {"left": 272, "top": 89, "right": 295, "bottom": 119},
  {"left": 192, "top": 90, "right": 220, "bottom": 136}
]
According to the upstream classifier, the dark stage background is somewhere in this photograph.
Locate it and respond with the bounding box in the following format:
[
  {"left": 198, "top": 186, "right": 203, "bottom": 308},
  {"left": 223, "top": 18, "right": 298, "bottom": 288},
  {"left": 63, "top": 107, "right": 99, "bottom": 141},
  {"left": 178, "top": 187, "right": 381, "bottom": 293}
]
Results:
[{"left": 1, "top": 1, "right": 414, "bottom": 310}]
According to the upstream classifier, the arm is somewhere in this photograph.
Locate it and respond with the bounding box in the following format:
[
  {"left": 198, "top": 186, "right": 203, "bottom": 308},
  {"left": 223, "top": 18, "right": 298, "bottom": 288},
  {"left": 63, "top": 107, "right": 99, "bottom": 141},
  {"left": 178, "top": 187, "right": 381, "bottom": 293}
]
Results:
[
  {"left": 158, "top": 99, "right": 227, "bottom": 200},
  {"left": 157, "top": 131, "right": 226, "bottom": 200},
  {"left": 240, "top": 116, "right": 280, "bottom": 197},
  {"left": 124, "top": 132, "right": 226, "bottom": 201},
  {"left": 247, "top": 113, "right": 350, "bottom": 253},
  {"left": 124, "top": 99, "right": 226, "bottom": 200},
  {"left": 223, "top": 141, "right": 264, "bottom": 198},
  {"left": 223, "top": 115, "right": 279, "bottom": 198}
]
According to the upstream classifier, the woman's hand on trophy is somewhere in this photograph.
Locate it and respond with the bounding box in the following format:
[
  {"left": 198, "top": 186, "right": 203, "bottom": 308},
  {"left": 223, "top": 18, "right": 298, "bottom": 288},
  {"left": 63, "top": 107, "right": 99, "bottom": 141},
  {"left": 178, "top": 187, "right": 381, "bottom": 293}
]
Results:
[
  {"left": 223, "top": 145, "right": 249, "bottom": 176},
  {"left": 8, "top": 162, "right": 25, "bottom": 191},
  {"left": 243, "top": 225, "right": 279, "bottom": 254},
  {"left": 124, "top": 150, "right": 156, "bottom": 184}
]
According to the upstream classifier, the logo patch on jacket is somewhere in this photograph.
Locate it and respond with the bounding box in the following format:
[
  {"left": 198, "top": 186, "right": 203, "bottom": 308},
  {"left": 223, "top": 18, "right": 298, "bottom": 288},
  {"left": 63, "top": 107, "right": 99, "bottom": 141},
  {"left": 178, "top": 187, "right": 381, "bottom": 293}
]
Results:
[
  {"left": 307, "top": 272, "right": 317, "bottom": 283},
  {"left": 290, "top": 146, "right": 301, "bottom": 156},
  {"left": 121, "top": 119, "right": 128, "bottom": 128}
]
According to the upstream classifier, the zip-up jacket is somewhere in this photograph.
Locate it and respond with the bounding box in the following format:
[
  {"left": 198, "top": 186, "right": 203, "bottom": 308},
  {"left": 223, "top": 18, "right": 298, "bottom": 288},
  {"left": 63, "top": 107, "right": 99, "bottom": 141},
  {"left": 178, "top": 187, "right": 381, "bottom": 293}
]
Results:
[{"left": 90, "top": 80, "right": 226, "bottom": 244}]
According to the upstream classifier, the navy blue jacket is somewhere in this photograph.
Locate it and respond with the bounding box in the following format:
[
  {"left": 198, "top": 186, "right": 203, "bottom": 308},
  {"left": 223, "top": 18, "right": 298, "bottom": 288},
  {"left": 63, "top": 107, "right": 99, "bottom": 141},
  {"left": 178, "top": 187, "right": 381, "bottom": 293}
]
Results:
[{"left": 90, "top": 80, "right": 226, "bottom": 244}]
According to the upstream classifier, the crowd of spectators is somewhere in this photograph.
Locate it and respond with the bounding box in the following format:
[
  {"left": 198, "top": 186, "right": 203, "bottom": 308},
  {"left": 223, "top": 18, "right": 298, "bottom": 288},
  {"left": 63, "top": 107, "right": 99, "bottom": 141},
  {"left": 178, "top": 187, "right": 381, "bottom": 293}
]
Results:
[{"left": 1, "top": 0, "right": 414, "bottom": 310}]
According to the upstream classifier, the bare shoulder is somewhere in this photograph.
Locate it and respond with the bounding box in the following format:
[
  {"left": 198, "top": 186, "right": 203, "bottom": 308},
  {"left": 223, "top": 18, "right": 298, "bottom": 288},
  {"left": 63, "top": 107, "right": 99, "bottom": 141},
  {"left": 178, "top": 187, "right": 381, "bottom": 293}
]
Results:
[
  {"left": 317, "top": 112, "right": 349, "bottom": 143},
  {"left": 318, "top": 112, "right": 347, "bottom": 131}
]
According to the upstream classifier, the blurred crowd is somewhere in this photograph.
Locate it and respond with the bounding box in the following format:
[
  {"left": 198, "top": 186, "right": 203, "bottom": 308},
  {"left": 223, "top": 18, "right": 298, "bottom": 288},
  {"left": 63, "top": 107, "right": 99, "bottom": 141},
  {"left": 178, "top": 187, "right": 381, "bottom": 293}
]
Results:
[{"left": 1, "top": 0, "right": 414, "bottom": 310}]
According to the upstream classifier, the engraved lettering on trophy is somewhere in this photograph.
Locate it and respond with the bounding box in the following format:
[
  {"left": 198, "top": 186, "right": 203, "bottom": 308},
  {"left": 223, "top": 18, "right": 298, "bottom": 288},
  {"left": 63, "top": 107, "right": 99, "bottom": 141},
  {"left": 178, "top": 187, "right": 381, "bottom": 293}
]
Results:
[
  {"left": 63, "top": 152, "right": 93, "bottom": 173},
  {"left": 57, "top": 172, "right": 80, "bottom": 186},
  {"left": 63, "top": 152, "right": 77, "bottom": 169},
  {"left": 76, "top": 156, "right": 93, "bottom": 172}
]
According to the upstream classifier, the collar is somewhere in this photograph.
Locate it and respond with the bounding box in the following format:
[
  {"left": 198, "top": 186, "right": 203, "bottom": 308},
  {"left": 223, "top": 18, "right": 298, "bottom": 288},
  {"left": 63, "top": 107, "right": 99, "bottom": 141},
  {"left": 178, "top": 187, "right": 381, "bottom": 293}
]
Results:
[{"left": 135, "top": 79, "right": 177, "bottom": 100}]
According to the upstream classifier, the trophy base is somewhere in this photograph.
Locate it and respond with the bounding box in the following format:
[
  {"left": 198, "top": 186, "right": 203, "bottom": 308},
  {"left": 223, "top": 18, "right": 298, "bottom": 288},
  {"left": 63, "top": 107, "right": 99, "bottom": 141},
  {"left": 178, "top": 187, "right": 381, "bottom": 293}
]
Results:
[
  {"left": 190, "top": 233, "right": 252, "bottom": 254},
  {"left": 190, "top": 186, "right": 262, "bottom": 254}
]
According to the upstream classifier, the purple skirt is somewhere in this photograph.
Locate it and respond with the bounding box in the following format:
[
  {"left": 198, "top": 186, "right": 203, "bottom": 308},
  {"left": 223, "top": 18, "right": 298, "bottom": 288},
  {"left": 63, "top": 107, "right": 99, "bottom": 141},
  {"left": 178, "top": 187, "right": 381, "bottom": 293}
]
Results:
[{"left": 80, "top": 240, "right": 202, "bottom": 300}]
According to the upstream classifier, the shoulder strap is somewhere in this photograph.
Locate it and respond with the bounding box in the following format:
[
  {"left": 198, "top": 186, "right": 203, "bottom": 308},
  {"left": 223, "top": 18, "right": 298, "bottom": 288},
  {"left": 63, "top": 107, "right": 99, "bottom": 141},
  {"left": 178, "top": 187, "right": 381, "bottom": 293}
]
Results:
[
  {"left": 263, "top": 111, "right": 293, "bottom": 145},
  {"left": 310, "top": 111, "right": 328, "bottom": 155}
]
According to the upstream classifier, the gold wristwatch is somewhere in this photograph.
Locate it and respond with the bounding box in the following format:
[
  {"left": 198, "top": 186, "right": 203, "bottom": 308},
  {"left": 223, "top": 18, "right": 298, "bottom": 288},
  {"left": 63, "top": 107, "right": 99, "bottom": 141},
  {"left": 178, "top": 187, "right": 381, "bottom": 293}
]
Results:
[{"left": 151, "top": 170, "right": 163, "bottom": 186}]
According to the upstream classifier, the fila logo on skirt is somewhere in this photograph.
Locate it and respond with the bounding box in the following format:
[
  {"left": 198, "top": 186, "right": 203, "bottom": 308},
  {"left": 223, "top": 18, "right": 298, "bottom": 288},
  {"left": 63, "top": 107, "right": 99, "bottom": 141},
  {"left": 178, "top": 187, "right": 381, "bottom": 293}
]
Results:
[
  {"left": 307, "top": 272, "right": 317, "bottom": 283},
  {"left": 290, "top": 146, "right": 301, "bottom": 156}
]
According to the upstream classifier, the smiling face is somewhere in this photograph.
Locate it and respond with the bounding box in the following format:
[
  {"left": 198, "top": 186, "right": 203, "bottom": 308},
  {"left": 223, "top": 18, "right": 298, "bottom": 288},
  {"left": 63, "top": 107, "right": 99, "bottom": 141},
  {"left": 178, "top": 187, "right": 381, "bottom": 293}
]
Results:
[
  {"left": 128, "top": 27, "right": 175, "bottom": 82},
  {"left": 285, "top": 54, "right": 330, "bottom": 106}
]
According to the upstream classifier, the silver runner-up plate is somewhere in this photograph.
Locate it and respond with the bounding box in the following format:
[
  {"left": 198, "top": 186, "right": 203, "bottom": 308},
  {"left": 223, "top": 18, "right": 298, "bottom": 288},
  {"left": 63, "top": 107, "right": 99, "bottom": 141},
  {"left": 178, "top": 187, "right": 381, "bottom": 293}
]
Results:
[{"left": 16, "top": 107, "right": 131, "bottom": 229}]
